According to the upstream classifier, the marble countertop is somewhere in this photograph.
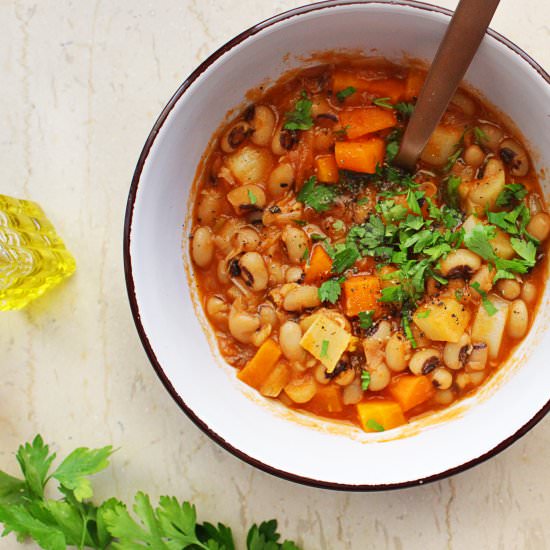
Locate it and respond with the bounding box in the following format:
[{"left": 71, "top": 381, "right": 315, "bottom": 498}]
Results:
[{"left": 1, "top": 1, "right": 549, "bottom": 548}]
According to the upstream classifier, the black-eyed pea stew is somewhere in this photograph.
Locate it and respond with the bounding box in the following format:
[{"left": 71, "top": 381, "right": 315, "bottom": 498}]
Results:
[{"left": 189, "top": 58, "right": 548, "bottom": 433}]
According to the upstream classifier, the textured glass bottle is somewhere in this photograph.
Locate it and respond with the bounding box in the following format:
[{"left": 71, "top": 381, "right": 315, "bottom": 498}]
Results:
[{"left": 0, "top": 195, "right": 76, "bottom": 310}]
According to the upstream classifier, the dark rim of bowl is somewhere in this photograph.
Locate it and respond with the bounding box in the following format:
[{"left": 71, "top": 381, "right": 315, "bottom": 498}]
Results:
[{"left": 124, "top": 0, "right": 550, "bottom": 491}]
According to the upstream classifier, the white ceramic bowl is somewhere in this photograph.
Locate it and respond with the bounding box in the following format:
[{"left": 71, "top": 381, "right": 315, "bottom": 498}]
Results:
[{"left": 125, "top": 0, "right": 550, "bottom": 489}]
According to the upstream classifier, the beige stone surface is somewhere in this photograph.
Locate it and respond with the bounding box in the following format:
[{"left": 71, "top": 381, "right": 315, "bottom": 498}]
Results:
[{"left": 1, "top": 1, "right": 549, "bottom": 548}]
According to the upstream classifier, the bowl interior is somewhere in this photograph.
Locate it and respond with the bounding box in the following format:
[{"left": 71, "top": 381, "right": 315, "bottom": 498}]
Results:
[{"left": 127, "top": 1, "right": 550, "bottom": 488}]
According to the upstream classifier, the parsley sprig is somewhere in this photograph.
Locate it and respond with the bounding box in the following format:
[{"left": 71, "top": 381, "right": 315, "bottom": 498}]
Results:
[
  {"left": 0, "top": 435, "right": 301, "bottom": 550},
  {"left": 284, "top": 91, "right": 313, "bottom": 131},
  {"left": 297, "top": 176, "right": 337, "bottom": 213}
]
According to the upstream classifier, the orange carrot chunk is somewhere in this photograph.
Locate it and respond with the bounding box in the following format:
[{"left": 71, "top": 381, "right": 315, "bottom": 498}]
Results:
[
  {"left": 357, "top": 400, "right": 406, "bottom": 432},
  {"left": 304, "top": 244, "right": 333, "bottom": 283},
  {"left": 342, "top": 275, "right": 381, "bottom": 317},
  {"left": 315, "top": 154, "right": 339, "bottom": 182},
  {"left": 335, "top": 138, "right": 385, "bottom": 174},
  {"left": 389, "top": 375, "right": 435, "bottom": 412},
  {"left": 332, "top": 72, "right": 405, "bottom": 103},
  {"left": 238, "top": 339, "right": 282, "bottom": 390},
  {"left": 404, "top": 68, "right": 425, "bottom": 101},
  {"left": 310, "top": 384, "right": 344, "bottom": 413},
  {"left": 339, "top": 107, "right": 397, "bottom": 140}
]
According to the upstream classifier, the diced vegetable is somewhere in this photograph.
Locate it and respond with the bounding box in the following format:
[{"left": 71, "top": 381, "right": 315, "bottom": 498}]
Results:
[
  {"left": 300, "top": 314, "right": 351, "bottom": 372},
  {"left": 304, "top": 244, "right": 333, "bottom": 283},
  {"left": 356, "top": 400, "right": 406, "bottom": 432},
  {"left": 413, "top": 298, "right": 471, "bottom": 342},
  {"left": 309, "top": 384, "right": 343, "bottom": 413},
  {"left": 469, "top": 158, "right": 506, "bottom": 210},
  {"left": 389, "top": 375, "right": 435, "bottom": 412},
  {"left": 471, "top": 294, "right": 510, "bottom": 358},
  {"left": 420, "top": 125, "right": 463, "bottom": 167},
  {"left": 404, "top": 68, "right": 425, "bottom": 100},
  {"left": 238, "top": 339, "right": 282, "bottom": 389},
  {"left": 332, "top": 73, "right": 404, "bottom": 102},
  {"left": 315, "top": 154, "right": 339, "bottom": 183},
  {"left": 343, "top": 275, "right": 381, "bottom": 317},
  {"left": 339, "top": 107, "right": 397, "bottom": 140},
  {"left": 260, "top": 361, "right": 291, "bottom": 397},
  {"left": 335, "top": 138, "right": 385, "bottom": 174}
]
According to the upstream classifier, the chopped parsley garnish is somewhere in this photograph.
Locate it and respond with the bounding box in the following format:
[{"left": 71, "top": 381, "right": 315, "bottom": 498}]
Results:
[
  {"left": 416, "top": 310, "right": 430, "bottom": 319},
  {"left": 320, "top": 339, "right": 330, "bottom": 358},
  {"left": 496, "top": 183, "right": 528, "bottom": 207},
  {"left": 311, "top": 233, "right": 326, "bottom": 242},
  {"left": 284, "top": 91, "right": 314, "bottom": 130},
  {"left": 361, "top": 369, "right": 371, "bottom": 391},
  {"left": 331, "top": 245, "right": 360, "bottom": 274},
  {"left": 446, "top": 175, "right": 462, "bottom": 209},
  {"left": 473, "top": 125, "right": 488, "bottom": 144},
  {"left": 366, "top": 419, "right": 385, "bottom": 432},
  {"left": 402, "top": 314, "right": 417, "bottom": 348},
  {"left": 443, "top": 146, "right": 463, "bottom": 172},
  {"left": 395, "top": 102, "right": 415, "bottom": 117},
  {"left": 358, "top": 310, "right": 375, "bottom": 329},
  {"left": 372, "top": 97, "right": 393, "bottom": 109},
  {"left": 332, "top": 219, "right": 345, "bottom": 231},
  {"left": 470, "top": 281, "right": 498, "bottom": 316},
  {"left": 293, "top": 219, "right": 307, "bottom": 226},
  {"left": 336, "top": 86, "right": 356, "bottom": 102},
  {"left": 247, "top": 189, "right": 257, "bottom": 205},
  {"left": 301, "top": 246, "right": 310, "bottom": 261},
  {"left": 297, "top": 176, "right": 337, "bottom": 212},
  {"left": 318, "top": 278, "right": 343, "bottom": 304}
]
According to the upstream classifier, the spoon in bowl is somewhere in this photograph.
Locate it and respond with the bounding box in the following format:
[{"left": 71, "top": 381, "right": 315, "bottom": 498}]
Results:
[{"left": 394, "top": 0, "right": 501, "bottom": 171}]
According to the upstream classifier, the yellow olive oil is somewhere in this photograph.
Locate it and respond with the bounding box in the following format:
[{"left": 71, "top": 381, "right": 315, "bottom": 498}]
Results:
[{"left": 0, "top": 194, "right": 76, "bottom": 310}]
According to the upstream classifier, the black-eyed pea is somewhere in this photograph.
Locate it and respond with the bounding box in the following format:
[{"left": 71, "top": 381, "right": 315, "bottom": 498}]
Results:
[
  {"left": 527, "top": 213, "right": 550, "bottom": 242},
  {"left": 521, "top": 281, "right": 537, "bottom": 304},
  {"left": 443, "top": 334, "right": 470, "bottom": 370},
  {"left": 272, "top": 126, "right": 299, "bottom": 156},
  {"left": 455, "top": 372, "right": 471, "bottom": 391},
  {"left": 284, "top": 374, "right": 317, "bottom": 403},
  {"left": 343, "top": 379, "right": 363, "bottom": 405},
  {"left": 283, "top": 285, "right": 321, "bottom": 312},
  {"left": 206, "top": 295, "right": 229, "bottom": 325},
  {"left": 239, "top": 252, "right": 269, "bottom": 292},
  {"left": 285, "top": 266, "right": 304, "bottom": 283},
  {"left": 507, "top": 299, "right": 528, "bottom": 339},
  {"left": 467, "top": 343, "right": 488, "bottom": 371},
  {"left": 226, "top": 184, "right": 266, "bottom": 213},
  {"left": 385, "top": 333, "right": 411, "bottom": 372},
  {"left": 279, "top": 320, "right": 306, "bottom": 363},
  {"left": 334, "top": 367, "right": 356, "bottom": 386},
  {"left": 367, "top": 362, "right": 391, "bottom": 391},
  {"left": 477, "top": 123, "right": 503, "bottom": 151},
  {"left": 250, "top": 105, "right": 276, "bottom": 147},
  {"left": 197, "top": 189, "right": 224, "bottom": 226},
  {"left": 282, "top": 226, "right": 309, "bottom": 264},
  {"left": 191, "top": 227, "right": 214, "bottom": 268},
  {"left": 439, "top": 249, "right": 481, "bottom": 278},
  {"left": 430, "top": 367, "right": 453, "bottom": 390},
  {"left": 268, "top": 163, "right": 294, "bottom": 198},
  {"left": 233, "top": 226, "right": 260, "bottom": 252},
  {"left": 313, "top": 363, "right": 331, "bottom": 385},
  {"left": 217, "top": 259, "right": 230, "bottom": 285},
  {"left": 463, "top": 144, "right": 484, "bottom": 168},
  {"left": 434, "top": 389, "right": 455, "bottom": 405},
  {"left": 220, "top": 121, "right": 253, "bottom": 153},
  {"left": 499, "top": 138, "right": 529, "bottom": 177},
  {"left": 409, "top": 349, "right": 441, "bottom": 376},
  {"left": 496, "top": 279, "right": 521, "bottom": 300},
  {"left": 228, "top": 302, "right": 260, "bottom": 344}
]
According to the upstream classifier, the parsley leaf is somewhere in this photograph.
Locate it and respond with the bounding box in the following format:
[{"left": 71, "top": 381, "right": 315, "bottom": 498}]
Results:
[
  {"left": 336, "top": 86, "right": 356, "bottom": 102},
  {"left": 473, "top": 126, "right": 488, "bottom": 145},
  {"left": 320, "top": 340, "right": 330, "bottom": 358},
  {"left": 372, "top": 97, "right": 393, "bottom": 109},
  {"left": 395, "top": 102, "right": 415, "bottom": 117},
  {"left": 510, "top": 237, "right": 536, "bottom": 266},
  {"left": 366, "top": 419, "right": 385, "bottom": 432},
  {"left": 445, "top": 175, "right": 462, "bottom": 209},
  {"left": 318, "top": 278, "right": 343, "bottom": 304},
  {"left": 247, "top": 189, "right": 257, "bottom": 205},
  {"left": 496, "top": 183, "right": 527, "bottom": 207},
  {"left": 464, "top": 224, "right": 496, "bottom": 261},
  {"left": 361, "top": 370, "right": 371, "bottom": 391},
  {"left": 402, "top": 315, "right": 417, "bottom": 348},
  {"left": 0, "top": 436, "right": 302, "bottom": 550},
  {"left": 297, "top": 176, "right": 337, "bottom": 213},
  {"left": 284, "top": 91, "right": 313, "bottom": 130},
  {"left": 443, "top": 146, "right": 463, "bottom": 172},
  {"left": 358, "top": 310, "right": 375, "bottom": 329},
  {"left": 332, "top": 246, "right": 360, "bottom": 273},
  {"left": 470, "top": 282, "right": 498, "bottom": 316}
]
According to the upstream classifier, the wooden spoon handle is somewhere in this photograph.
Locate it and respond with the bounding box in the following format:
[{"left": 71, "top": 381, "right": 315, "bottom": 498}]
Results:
[{"left": 394, "top": 0, "right": 501, "bottom": 171}]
